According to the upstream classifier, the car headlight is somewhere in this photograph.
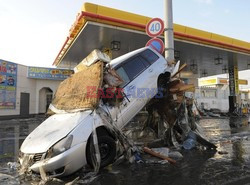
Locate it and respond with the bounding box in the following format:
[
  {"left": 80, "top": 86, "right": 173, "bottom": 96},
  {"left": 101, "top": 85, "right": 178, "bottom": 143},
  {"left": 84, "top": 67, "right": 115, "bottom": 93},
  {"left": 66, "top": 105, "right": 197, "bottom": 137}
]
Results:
[{"left": 51, "top": 135, "right": 73, "bottom": 157}]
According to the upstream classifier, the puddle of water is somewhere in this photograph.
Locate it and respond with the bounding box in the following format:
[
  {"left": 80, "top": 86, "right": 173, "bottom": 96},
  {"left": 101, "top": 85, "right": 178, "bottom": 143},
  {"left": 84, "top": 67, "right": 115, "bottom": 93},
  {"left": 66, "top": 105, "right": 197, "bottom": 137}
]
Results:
[
  {"left": 0, "top": 117, "right": 249, "bottom": 185},
  {"left": 87, "top": 117, "right": 250, "bottom": 185},
  {"left": 0, "top": 120, "right": 40, "bottom": 185}
]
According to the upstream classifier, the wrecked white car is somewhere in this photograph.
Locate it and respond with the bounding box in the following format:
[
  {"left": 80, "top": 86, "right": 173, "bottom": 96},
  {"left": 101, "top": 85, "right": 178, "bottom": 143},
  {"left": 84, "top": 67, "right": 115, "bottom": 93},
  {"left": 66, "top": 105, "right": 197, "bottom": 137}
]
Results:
[{"left": 19, "top": 47, "right": 172, "bottom": 177}]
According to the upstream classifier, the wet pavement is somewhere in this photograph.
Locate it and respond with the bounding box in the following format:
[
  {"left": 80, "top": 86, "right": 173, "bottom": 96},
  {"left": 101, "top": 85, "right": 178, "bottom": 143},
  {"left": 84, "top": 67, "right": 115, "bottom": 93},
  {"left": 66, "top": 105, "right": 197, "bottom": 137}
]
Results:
[{"left": 0, "top": 116, "right": 250, "bottom": 185}]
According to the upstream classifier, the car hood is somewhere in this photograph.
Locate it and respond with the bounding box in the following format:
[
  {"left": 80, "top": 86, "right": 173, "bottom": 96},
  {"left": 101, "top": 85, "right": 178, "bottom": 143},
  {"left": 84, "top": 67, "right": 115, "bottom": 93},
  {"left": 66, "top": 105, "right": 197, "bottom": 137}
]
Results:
[{"left": 21, "top": 111, "right": 92, "bottom": 154}]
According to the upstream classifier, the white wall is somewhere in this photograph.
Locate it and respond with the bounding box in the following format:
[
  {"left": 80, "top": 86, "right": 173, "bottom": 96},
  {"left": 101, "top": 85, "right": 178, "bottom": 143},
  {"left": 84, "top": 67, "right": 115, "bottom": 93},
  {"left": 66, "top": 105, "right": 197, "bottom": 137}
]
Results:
[
  {"left": 196, "top": 98, "right": 229, "bottom": 112},
  {"left": 1, "top": 65, "right": 35, "bottom": 116},
  {"left": 195, "top": 86, "right": 230, "bottom": 112}
]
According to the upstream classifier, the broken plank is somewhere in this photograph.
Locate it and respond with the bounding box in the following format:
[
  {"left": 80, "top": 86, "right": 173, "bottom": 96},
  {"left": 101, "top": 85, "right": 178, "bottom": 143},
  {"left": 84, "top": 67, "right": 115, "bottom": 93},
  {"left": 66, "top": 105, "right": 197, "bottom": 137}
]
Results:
[
  {"left": 170, "top": 84, "right": 195, "bottom": 93},
  {"left": 143, "top": 147, "right": 176, "bottom": 164},
  {"left": 171, "top": 63, "right": 187, "bottom": 78}
]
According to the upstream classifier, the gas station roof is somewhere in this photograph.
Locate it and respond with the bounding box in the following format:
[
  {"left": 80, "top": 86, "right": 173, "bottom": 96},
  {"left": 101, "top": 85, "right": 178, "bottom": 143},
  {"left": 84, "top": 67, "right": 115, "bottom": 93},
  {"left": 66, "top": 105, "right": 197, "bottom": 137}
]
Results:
[{"left": 54, "top": 3, "right": 250, "bottom": 77}]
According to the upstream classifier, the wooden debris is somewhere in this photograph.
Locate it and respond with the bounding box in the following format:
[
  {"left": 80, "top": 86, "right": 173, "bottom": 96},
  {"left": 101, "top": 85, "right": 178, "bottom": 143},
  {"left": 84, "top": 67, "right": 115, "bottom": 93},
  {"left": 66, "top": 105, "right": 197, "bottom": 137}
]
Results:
[
  {"left": 218, "top": 151, "right": 228, "bottom": 155},
  {"left": 171, "top": 63, "right": 187, "bottom": 78},
  {"left": 169, "top": 84, "right": 195, "bottom": 93},
  {"left": 143, "top": 147, "right": 176, "bottom": 164},
  {"left": 144, "top": 62, "right": 197, "bottom": 146}
]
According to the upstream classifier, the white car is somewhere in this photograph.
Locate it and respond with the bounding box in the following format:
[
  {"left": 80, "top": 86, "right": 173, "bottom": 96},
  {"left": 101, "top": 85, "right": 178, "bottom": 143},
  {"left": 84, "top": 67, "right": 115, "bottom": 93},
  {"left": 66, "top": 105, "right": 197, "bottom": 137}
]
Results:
[{"left": 20, "top": 47, "right": 172, "bottom": 177}]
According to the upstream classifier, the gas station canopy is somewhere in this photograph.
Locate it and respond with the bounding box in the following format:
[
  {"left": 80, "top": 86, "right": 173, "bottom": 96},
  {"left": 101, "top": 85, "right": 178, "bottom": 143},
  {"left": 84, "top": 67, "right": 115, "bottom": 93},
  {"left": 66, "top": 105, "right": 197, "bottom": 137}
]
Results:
[{"left": 54, "top": 3, "right": 250, "bottom": 77}]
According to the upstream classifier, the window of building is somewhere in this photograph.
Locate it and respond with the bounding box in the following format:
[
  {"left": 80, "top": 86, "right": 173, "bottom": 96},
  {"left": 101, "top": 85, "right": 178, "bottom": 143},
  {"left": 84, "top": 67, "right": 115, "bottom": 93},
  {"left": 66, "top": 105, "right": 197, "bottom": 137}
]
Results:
[{"left": 201, "top": 89, "right": 217, "bottom": 98}]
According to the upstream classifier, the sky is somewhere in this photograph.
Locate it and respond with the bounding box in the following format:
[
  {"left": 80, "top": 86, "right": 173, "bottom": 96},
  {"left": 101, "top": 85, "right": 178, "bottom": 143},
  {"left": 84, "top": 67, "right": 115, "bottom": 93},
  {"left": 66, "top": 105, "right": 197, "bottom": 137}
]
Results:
[{"left": 0, "top": 0, "right": 249, "bottom": 68}]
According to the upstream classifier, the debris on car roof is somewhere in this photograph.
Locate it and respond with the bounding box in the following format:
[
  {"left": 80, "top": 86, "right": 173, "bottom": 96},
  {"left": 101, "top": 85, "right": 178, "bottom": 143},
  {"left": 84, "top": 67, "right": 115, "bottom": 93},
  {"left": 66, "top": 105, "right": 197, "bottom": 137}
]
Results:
[
  {"left": 75, "top": 49, "right": 111, "bottom": 69},
  {"left": 48, "top": 49, "right": 112, "bottom": 114}
]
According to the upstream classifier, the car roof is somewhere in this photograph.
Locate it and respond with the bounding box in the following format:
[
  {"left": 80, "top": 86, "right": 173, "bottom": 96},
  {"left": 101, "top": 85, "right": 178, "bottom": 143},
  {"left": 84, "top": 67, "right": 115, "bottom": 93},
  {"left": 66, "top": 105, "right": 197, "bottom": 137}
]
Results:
[{"left": 110, "top": 46, "right": 154, "bottom": 68}]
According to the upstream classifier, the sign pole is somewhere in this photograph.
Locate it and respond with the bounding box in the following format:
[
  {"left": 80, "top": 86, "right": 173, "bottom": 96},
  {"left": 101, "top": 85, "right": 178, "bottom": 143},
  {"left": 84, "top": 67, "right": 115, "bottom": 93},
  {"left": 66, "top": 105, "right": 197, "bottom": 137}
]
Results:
[{"left": 164, "top": 0, "right": 174, "bottom": 63}]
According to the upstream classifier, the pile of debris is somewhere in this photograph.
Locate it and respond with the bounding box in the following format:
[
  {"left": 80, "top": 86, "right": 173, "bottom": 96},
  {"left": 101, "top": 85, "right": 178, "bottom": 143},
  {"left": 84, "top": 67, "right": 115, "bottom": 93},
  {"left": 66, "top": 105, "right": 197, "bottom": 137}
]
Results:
[
  {"left": 48, "top": 49, "right": 122, "bottom": 113},
  {"left": 142, "top": 74, "right": 217, "bottom": 150},
  {"left": 123, "top": 63, "right": 216, "bottom": 165}
]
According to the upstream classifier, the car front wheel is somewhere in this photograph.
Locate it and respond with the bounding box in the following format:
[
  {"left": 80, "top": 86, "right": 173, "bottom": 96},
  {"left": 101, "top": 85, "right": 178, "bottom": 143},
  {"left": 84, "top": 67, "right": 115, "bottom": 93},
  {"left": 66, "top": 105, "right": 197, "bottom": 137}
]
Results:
[{"left": 86, "top": 135, "right": 116, "bottom": 168}]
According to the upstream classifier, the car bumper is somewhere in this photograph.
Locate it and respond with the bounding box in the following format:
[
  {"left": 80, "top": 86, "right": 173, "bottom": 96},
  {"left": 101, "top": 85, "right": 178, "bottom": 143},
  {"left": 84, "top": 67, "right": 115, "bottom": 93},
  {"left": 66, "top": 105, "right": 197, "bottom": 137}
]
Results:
[{"left": 30, "top": 141, "right": 87, "bottom": 176}]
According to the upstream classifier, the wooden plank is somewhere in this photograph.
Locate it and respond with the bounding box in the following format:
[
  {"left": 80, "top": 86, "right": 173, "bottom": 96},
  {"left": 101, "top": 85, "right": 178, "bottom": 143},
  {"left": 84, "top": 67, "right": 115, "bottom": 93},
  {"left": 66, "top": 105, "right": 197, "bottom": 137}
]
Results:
[
  {"left": 171, "top": 63, "right": 187, "bottom": 78},
  {"left": 143, "top": 147, "right": 176, "bottom": 164}
]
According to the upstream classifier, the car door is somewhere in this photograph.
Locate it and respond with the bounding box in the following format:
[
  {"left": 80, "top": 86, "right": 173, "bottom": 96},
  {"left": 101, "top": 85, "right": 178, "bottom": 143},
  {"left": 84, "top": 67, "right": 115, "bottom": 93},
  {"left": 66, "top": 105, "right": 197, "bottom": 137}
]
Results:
[
  {"left": 108, "top": 49, "right": 166, "bottom": 129},
  {"left": 110, "top": 55, "right": 145, "bottom": 128},
  {"left": 139, "top": 49, "right": 162, "bottom": 99}
]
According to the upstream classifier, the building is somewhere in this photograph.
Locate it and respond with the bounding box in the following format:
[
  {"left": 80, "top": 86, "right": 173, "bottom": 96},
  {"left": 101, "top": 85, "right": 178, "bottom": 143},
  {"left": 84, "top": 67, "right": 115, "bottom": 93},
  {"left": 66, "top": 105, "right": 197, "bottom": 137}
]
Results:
[
  {"left": 53, "top": 3, "right": 250, "bottom": 113},
  {"left": 196, "top": 74, "right": 249, "bottom": 112},
  {"left": 0, "top": 59, "right": 73, "bottom": 119}
]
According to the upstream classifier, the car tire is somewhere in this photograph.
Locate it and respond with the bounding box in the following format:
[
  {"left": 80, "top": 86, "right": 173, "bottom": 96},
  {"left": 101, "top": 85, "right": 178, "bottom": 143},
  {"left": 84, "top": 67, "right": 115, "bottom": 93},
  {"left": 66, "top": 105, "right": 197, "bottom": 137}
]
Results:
[{"left": 86, "top": 134, "right": 116, "bottom": 168}]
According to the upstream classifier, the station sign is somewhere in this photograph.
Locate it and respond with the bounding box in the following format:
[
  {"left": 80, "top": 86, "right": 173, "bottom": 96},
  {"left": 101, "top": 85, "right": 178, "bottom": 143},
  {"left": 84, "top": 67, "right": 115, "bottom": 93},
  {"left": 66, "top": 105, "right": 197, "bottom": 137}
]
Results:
[
  {"left": 198, "top": 78, "right": 217, "bottom": 86},
  {"left": 27, "top": 67, "right": 73, "bottom": 80},
  {"left": 199, "top": 77, "right": 248, "bottom": 87},
  {"left": 218, "top": 78, "right": 247, "bottom": 85},
  {"left": 146, "top": 38, "right": 165, "bottom": 54},
  {"left": 146, "top": 18, "right": 164, "bottom": 37}
]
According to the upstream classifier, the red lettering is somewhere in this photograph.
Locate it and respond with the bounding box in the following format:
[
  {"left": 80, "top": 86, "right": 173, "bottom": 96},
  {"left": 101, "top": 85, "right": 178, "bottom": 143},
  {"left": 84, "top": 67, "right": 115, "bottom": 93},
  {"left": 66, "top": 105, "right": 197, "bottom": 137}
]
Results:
[
  {"left": 86, "top": 86, "right": 97, "bottom": 98},
  {"left": 97, "top": 88, "right": 106, "bottom": 98}
]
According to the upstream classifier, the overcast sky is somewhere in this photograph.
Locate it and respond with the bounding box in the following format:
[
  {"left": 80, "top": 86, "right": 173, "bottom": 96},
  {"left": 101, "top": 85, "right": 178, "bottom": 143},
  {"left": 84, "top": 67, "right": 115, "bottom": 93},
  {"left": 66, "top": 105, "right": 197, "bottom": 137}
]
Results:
[{"left": 0, "top": 0, "right": 249, "bottom": 68}]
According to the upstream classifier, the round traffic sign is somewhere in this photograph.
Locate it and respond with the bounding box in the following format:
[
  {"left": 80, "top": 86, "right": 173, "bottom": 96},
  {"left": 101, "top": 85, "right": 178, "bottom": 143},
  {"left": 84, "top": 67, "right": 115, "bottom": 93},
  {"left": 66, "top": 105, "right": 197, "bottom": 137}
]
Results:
[
  {"left": 146, "top": 38, "right": 164, "bottom": 54},
  {"left": 146, "top": 18, "right": 164, "bottom": 37}
]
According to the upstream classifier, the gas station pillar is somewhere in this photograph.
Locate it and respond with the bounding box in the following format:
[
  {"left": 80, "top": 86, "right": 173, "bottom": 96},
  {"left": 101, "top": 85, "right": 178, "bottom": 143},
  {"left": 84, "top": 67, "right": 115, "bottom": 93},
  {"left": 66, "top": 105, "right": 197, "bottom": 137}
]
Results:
[{"left": 228, "top": 53, "right": 240, "bottom": 114}]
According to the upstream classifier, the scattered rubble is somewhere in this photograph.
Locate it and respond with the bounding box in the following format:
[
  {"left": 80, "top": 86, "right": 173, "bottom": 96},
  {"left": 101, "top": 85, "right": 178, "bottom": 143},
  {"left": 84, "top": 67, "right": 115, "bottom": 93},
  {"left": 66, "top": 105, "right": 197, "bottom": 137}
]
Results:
[
  {"left": 218, "top": 151, "right": 229, "bottom": 155},
  {"left": 143, "top": 147, "right": 176, "bottom": 164},
  {"left": 0, "top": 173, "right": 20, "bottom": 185},
  {"left": 141, "top": 64, "right": 217, "bottom": 151},
  {"left": 7, "top": 162, "right": 20, "bottom": 172}
]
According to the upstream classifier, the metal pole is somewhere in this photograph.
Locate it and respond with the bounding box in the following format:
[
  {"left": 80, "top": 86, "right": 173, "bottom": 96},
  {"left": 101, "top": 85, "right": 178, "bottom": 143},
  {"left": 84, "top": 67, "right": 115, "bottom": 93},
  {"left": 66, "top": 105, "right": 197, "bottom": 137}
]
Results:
[{"left": 164, "top": 0, "right": 175, "bottom": 63}]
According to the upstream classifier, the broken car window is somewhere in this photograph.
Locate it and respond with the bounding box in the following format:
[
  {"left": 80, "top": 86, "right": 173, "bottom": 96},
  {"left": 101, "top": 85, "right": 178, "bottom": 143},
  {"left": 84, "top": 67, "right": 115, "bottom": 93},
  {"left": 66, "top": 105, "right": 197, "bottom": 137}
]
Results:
[{"left": 116, "top": 67, "right": 130, "bottom": 87}]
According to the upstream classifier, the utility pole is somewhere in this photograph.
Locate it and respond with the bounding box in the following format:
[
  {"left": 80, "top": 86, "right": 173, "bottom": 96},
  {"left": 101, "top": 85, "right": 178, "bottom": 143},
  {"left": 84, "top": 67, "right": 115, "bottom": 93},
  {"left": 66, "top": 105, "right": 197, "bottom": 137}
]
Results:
[{"left": 164, "top": 0, "right": 175, "bottom": 63}]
